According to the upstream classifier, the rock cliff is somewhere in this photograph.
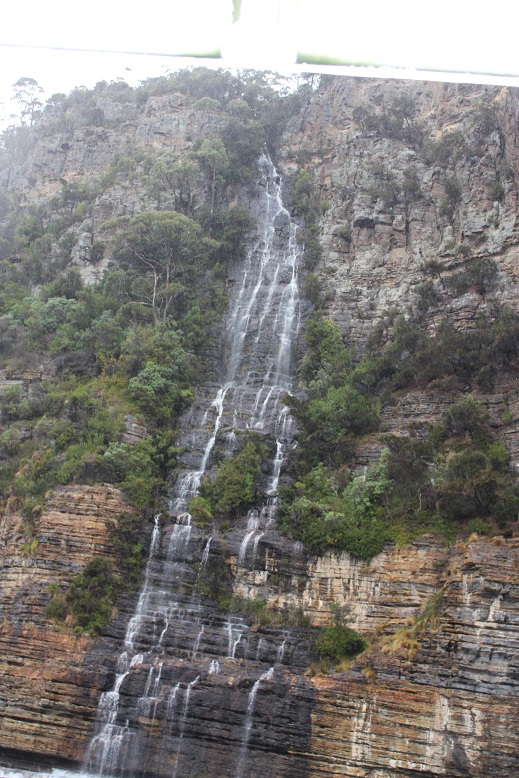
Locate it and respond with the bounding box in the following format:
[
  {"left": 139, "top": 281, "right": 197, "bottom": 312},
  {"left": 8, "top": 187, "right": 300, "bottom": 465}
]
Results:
[
  {"left": 306, "top": 535, "right": 519, "bottom": 777},
  {"left": 0, "top": 485, "right": 133, "bottom": 767},
  {"left": 282, "top": 78, "right": 519, "bottom": 348},
  {"left": 0, "top": 73, "right": 518, "bottom": 778}
]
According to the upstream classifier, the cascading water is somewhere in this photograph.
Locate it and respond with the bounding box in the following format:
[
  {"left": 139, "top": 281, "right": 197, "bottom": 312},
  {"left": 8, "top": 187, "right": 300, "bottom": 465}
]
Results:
[
  {"left": 235, "top": 668, "right": 275, "bottom": 778},
  {"left": 84, "top": 155, "right": 306, "bottom": 778}
]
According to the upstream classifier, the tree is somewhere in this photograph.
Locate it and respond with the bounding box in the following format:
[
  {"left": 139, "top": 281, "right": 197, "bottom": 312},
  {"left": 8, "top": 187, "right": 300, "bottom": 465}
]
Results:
[
  {"left": 112, "top": 211, "right": 218, "bottom": 324},
  {"left": 193, "top": 138, "right": 229, "bottom": 214},
  {"left": 12, "top": 77, "right": 44, "bottom": 126},
  {"left": 221, "top": 118, "right": 265, "bottom": 183},
  {"left": 149, "top": 153, "right": 202, "bottom": 214},
  {"left": 170, "top": 158, "right": 201, "bottom": 214}
]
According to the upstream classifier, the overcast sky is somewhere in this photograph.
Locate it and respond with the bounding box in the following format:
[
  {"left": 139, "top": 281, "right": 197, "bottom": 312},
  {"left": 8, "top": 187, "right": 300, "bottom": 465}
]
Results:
[{"left": 2, "top": 0, "right": 519, "bottom": 126}]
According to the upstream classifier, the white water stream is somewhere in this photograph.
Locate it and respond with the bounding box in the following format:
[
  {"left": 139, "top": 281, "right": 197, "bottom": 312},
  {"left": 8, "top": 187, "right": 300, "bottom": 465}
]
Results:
[
  {"left": 235, "top": 668, "right": 275, "bottom": 778},
  {"left": 81, "top": 154, "right": 303, "bottom": 777}
]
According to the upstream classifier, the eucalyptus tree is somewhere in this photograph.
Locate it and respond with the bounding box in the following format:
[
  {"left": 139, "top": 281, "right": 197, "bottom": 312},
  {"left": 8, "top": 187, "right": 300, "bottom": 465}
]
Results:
[{"left": 112, "top": 211, "right": 219, "bottom": 324}]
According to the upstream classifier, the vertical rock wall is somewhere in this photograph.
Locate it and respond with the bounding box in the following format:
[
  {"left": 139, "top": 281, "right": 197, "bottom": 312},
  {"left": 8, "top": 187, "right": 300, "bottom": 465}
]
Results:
[{"left": 0, "top": 486, "right": 134, "bottom": 766}]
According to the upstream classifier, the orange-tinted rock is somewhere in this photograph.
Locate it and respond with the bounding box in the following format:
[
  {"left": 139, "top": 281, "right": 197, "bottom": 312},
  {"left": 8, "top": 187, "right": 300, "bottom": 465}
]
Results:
[
  {"left": 303, "top": 536, "right": 519, "bottom": 777},
  {"left": 0, "top": 485, "right": 134, "bottom": 765}
]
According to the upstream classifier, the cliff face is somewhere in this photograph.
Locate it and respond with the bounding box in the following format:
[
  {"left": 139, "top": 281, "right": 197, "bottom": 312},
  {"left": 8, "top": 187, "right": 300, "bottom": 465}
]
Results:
[
  {"left": 233, "top": 530, "right": 519, "bottom": 776},
  {"left": 0, "top": 485, "right": 133, "bottom": 766},
  {"left": 282, "top": 79, "right": 519, "bottom": 327},
  {"left": 0, "top": 74, "right": 518, "bottom": 778},
  {"left": 280, "top": 77, "right": 519, "bottom": 475},
  {"left": 274, "top": 76, "right": 519, "bottom": 777},
  {"left": 3, "top": 508, "right": 518, "bottom": 776},
  {"left": 306, "top": 536, "right": 519, "bottom": 777}
]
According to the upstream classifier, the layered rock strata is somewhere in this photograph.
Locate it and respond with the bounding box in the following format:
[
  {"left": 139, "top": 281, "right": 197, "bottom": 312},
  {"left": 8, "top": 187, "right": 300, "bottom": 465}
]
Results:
[
  {"left": 305, "top": 536, "right": 519, "bottom": 777},
  {"left": 0, "top": 485, "right": 132, "bottom": 766}
]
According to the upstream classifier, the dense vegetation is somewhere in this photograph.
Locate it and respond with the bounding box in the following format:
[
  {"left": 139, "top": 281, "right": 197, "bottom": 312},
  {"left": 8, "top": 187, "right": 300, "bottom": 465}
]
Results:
[
  {"left": 0, "top": 67, "right": 312, "bottom": 507},
  {"left": 0, "top": 210, "right": 226, "bottom": 520},
  {"left": 0, "top": 68, "right": 319, "bottom": 633},
  {"left": 279, "top": 310, "right": 519, "bottom": 559},
  {"left": 189, "top": 433, "right": 267, "bottom": 528}
]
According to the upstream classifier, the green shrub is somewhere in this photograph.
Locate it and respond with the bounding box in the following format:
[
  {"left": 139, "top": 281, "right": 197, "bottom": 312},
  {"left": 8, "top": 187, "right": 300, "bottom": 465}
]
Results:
[
  {"left": 491, "top": 179, "right": 505, "bottom": 201},
  {"left": 316, "top": 623, "right": 366, "bottom": 661},
  {"left": 414, "top": 280, "right": 441, "bottom": 314},
  {"left": 128, "top": 362, "right": 185, "bottom": 422},
  {"left": 285, "top": 317, "right": 377, "bottom": 467},
  {"left": 107, "top": 511, "right": 146, "bottom": 589},
  {"left": 1, "top": 385, "right": 30, "bottom": 421},
  {"left": 46, "top": 557, "right": 115, "bottom": 634},
  {"left": 291, "top": 170, "right": 318, "bottom": 215},
  {"left": 187, "top": 495, "right": 213, "bottom": 526},
  {"left": 45, "top": 594, "right": 68, "bottom": 621},
  {"left": 352, "top": 96, "right": 422, "bottom": 147},
  {"left": 472, "top": 98, "right": 499, "bottom": 139},
  {"left": 199, "top": 436, "right": 266, "bottom": 520},
  {"left": 306, "top": 384, "right": 377, "bottom": 440},
  {"left": 422, "top": 130, "right": 468, "bottom": 167},
  {"left": 279, "top": 462, "right": 389, "bottom": 559},
  {"left": 302, "top": 230, "right": 323, "bottom": 271},
  {"left": 466, "top": 517, "right": 492, "bottom": 536},
  {"left": 221, "top": 118, "right": 265, "bottom": 183},
  {"left": 443, "top": 395, "right": 489, "bottom": 440},
  {"left": 335, "top": 225, "right": 351, "bottom": 242},
  {"left": 403, "top": 167, "right": 422, "bottom": 200},
  {"left": 193, "top": 96, "right": 221, "bottom": 112},
  {"left": 440, "top": 176, "right": 462, "bottom": 217},
  {"left": 448, "top": 258, "right": 498, "bottom": 296},
  {"left": 300, "top": 315, "right": 351, "bottom": 388},
  {"left": 0, "top": 425, "right": 24, "bottom": 455},
  {"left": 302, "top": 272, "right": 321, "bottom": 307}
]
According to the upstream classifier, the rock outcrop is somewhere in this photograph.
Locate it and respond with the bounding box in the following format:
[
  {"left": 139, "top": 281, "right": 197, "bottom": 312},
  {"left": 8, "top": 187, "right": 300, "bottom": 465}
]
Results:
[{"left": 282, "top": 78, "right": 519, "bottom": 340}]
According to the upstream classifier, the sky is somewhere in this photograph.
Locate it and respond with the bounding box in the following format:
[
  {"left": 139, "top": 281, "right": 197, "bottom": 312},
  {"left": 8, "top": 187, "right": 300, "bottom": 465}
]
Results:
[{"left": 2, "top": 0, "right": 519, "bottom": 127}]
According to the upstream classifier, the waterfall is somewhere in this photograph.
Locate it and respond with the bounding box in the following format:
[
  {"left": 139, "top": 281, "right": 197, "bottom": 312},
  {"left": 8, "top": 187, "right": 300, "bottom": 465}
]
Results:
[
  {"left": 238, "top": 513, "right": 259, "bottom": 565},
  {"left": 84, "top": 155, "right": 303, "bottom": 777},
  {"left": 226, "top": 617, "right": 248, "bottom": 658},
  {"left": 276, "top": 637, "right": 287, "bottom": 664},
  {"left": 192, "top": 625, "right": 204, "bottom": 656},
  {"left": 171, "top": 676, "right": 200, "bottom": 778},
  {"left": 86, "top": 516, "right": 162, "bottom": 773},
  {"left": 200, "top": 536, "right": 212, "bottom": 571},
  {"left": 236, "top": 668, "right": 275, "bottom": 778}
]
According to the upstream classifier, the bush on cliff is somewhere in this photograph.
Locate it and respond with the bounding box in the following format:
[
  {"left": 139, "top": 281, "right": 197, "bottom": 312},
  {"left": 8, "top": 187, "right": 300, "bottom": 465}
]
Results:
[
  {"left": 46, "top": 508, "right": 146, "bottom": 634},
  {"left": 46, "top": 557, "right": 115, "bottom": 634},
  {"left": 278, "top": 461, "right": 389, "bottom": 559},
  {"left": 196, "top": 435, "right": 267, "bottom": 522},
  {"left": 316, "top": 623, "right": 367, "bottom": 662},
  {"left": 284, "top": 315, "right": 378, "bottom": 469}
]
